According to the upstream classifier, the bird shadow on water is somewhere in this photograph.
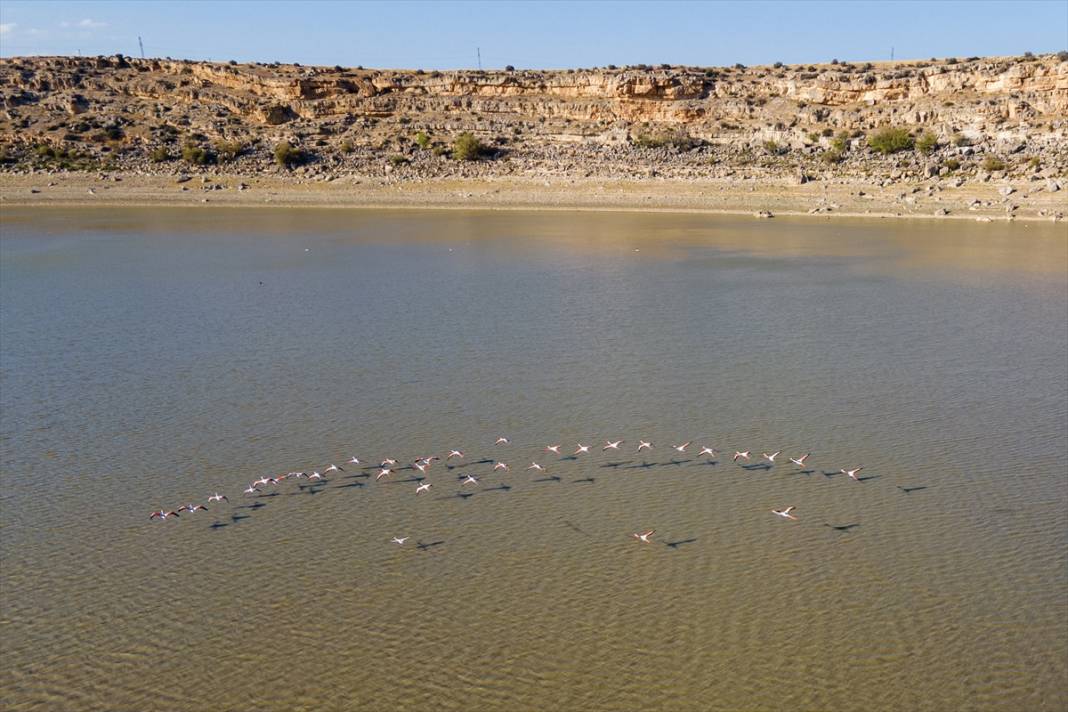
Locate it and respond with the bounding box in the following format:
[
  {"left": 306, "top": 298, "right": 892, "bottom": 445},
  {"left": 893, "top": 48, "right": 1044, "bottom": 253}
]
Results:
[
  {"left": 534, "top": 475, "right": 562, "bottom": 483},
  {"left": 416, "top": 540, "right": 445, "bottom": 551},
  {"left": 483, "top": 483, "right": 512, "bottom": 493},
  {"left": 237, "top": 501, "right": 267, "bottom": 510},
  {"left": 334, "top": 481, "right": 366, "bottom": 490},
  {"left": 437, "top": 492, "right": 475, "bottom": 501},
  {"left": 209, "top": 521, "right": 230, "bottom": 530},
  {"left": 824, "top": 523, "right": 860, "bottom": 532},
  {"left": 666, "top": 538, "right": 698, "bottom": 550},
  {"left": 386, "top": 476, "right": 425, "bottom": 485},
  {"left": 742, "top": 463, "right": 772, "bottom": 471},
  {"left": 230, "top": 513, "right": 251, "bottom": 523},
  {"left": 856, "top": 475, "right": 880, "bottom": 482},
  {"left": 898, "top": 485, "right": 929, "bottom": 494},
  {"left": 693, "top": 460, "right": 719, "bottom": 467},
  {"left": 600, "top": 461, "right": 632, "bottom": 469},
  {"left": 573, "top": 477, "right": 596, "bottom": 484}
]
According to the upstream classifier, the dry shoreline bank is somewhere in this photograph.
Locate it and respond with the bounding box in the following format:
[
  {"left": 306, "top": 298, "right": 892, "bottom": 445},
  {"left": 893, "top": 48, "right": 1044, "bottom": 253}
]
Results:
[{"left": 1, "top": 173, "right": 1064, "bottom": 222}]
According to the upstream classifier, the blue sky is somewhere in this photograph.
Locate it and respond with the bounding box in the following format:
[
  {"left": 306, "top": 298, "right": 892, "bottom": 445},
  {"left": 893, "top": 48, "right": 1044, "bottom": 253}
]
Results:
[{"left": 1, "top": 1, "right": 1065, "bottom": 68}]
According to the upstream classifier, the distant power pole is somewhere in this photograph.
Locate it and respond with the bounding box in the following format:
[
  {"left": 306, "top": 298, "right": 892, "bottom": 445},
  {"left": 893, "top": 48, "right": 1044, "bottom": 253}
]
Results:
[
  {"left": 890, "top": 46, "right": 894, "bottom": 61},
  {"left": 138, "top": 36, "right": 145, "bottom": 59},
  {"left": 477, "top": 47, "right": 482, "bottom": 70}
]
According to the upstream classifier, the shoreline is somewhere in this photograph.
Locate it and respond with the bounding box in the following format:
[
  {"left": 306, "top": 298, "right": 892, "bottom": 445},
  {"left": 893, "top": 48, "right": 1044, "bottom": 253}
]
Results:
[{"left": 1, "top": 173, "right": 1063, "bottom": 223}]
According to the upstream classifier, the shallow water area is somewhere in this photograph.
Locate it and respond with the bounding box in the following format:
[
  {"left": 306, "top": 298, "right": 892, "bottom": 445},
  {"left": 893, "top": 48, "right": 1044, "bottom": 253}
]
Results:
[{"left": 1, "top": 207, "right": 1066, "bottom": 711}]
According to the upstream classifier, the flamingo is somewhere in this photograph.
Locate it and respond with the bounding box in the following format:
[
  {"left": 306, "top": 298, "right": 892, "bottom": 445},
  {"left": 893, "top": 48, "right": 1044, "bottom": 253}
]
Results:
[
  {"left": 603, "top": 440, "right": 623, "bottom": 451},
  {"left": 324, "top": 464, "right": 343, "bottom": 473},
  {"left": 637, "top": 440, "right": 652, "bottom": 452},
  {"left": 462, "top": 475, "right": 479, "bottom": 485},
  {"left": 841, "top": 466, "right": 864, "bottom": 481},
  {"left": 381, "top": 458, "right": 397, "bottom": 467},
  {"left": 789, "top": 453, "right": 810, "bottom": 467},
  {"left": 762, "top": 451, "right": 781, "bottom": 464},
  {"left": 672, "top": 442, "right": 690, "bottom": 453},
  {"left": 308, "top": 472, "right": 324, "bottom": 481},
  {"left": 415, "top": 482, "right": 432, "bottom": 494},
  {"left": 376, "top": 468, "right": 392, "bottom": 481},
  {"left": 698, "top": 446, "right": 719, "bottom": 458},
  {"left": 632, "top": 530, "right": 655, "bottom": 543},
  {"left": 252, "top": 476, "right": 271, "bottom": 487},
  {"left": 149, "top": 510, "right": 180, "bottom": 520},
  {"left": 391, "top": 536, "right": 409, "bottom": 545},
  {"left": 493, "top": 462, "right": 509, "bottom": 471},
  {"left": 546, "top": 444, "right": 561, "bottom": 454},
  {"left": 348, "top": 456, "right": 361, "bottom": 465},
  {"left": 447, "top": 450, "right": 464, "bottom": 460},
  {"left": 177, "top": 504, "right": 207, "bottom": 513},
  {"left": 733, "top": 451, "right": 751, "bottom": 463},
  {"left": 495, "top": 436, "right": 510, "bottom": 445},
  {"left": 527, "top": 462, "right": 545, "bottom": 471},
  {"left": 243, "top": 484, "right": 261, "bottom": 495},
  {"left": 772, "top": 506, "right": 798, "bottom": 521},
  {"left": 574, "top": 444, "right": 590, "bottom": 455},
  {"left": 207, "top": 493, "right": 229, "bottom": 504}
]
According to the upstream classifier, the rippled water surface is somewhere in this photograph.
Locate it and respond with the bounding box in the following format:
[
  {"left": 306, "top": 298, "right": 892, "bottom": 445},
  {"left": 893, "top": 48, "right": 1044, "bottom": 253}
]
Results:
[{"left": 1, "top": 207, "right": 1066, "bottom": 711}]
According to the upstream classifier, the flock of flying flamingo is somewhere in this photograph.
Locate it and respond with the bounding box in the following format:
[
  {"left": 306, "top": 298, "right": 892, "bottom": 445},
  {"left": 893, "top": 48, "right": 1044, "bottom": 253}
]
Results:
[{"left": 149, "top": 435, "right": 893, "bottom": 543}]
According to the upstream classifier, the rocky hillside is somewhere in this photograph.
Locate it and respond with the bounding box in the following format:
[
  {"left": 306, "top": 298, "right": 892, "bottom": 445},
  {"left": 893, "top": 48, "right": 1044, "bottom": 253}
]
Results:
[{"left": 1, "top": 53, "right": 1066, "bottom": 182}]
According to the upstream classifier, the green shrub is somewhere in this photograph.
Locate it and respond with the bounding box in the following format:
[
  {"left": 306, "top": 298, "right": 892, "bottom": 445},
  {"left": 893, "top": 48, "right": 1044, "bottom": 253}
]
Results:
[
  {"left": 1027, "top": 156, "right": 1041, "bottom": 170},
  {"left": 389, "top": 154, "right": 408, "bottom": 166},
  {"left": 951, "top": 133, "right": 971, "bottom": 147},
  {"left": 633, "top": 129, "right": 700, "bottom": 151},
  {"left": 821, "top": 149, "right": 844, "bottom": 164},
  {"left": 35, "top": 144, "right": 57, "bottom": 158},
  {"left": 274, "top": 141, "right": 305, "bottom": 167},
  {"left": 915, "top": 131, "right": 938, "bottom": 155},
  {"left": 943, "top": 158, "right": 960, "bottom": 171},
  {"left": 867, "top": 127, "right": 914, "bottom": 154},
  {"left": 431, "top": 145, "right": 447, "bottom": 157},
  {"left": 213, "top": 140, "right": 244, "bottom": 162},
  {"left": 149, "top": 146, "right": 172, "bottom": 162},
  {"left": 414, "top": 131, "right": 431, "bottom": 149},
  {"left": 340, "top": 139, "right": 354, "bottom": 153},
  {"left": 762, "top": 140, "right": 787, "bottom": 155},
  {"left": 452, "top": 132, "right": 485, "bottom": 161},
  {"left": 181, "top": 144, "right": 212, "bottom": 165},
  {"left": 981, "top": 156, "right": 1007, "bottom": 172}
]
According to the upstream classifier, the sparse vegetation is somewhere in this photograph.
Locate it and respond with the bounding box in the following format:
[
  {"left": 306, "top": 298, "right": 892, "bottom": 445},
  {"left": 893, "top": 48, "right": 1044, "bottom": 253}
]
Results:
[
  {"left": 388, "top": 154, "right": 408, "bottom": 166},
  {"left": 943, "top": 158, "right": 960, "bottom": 171},
  {"left": 451, "top": 132, "right": 485, "bottom": 161},
  {"left": 340, "top": 139, "right": 354, "bottom": 153},
  {"left": 762, "top": 140, "right": 788, "bottom": 155},
  {"left": 213, "top": 140, "right": 244, "bottom": 162},
  {"left": 981, "top": 156, "right": 1007, "bottom": 172},
  {"left": 951, "top": 133, "right": 971, "bottom": 147},
  {"left": 181, "top": 143, "right": 212, "bottom": 165},
  {"left": 274, "top": 141, "right": 305, "bottom": 167},
  {"left": 414, "top": 131, "right": 431, "bottom": 149},
  {"left": 1027, "top": 156, "right": 1041, "bottom": 170},
  {"left": 633, "top": 129, "right": 700, "bottom": 151},
  {"left": 867, "top": 127, "right": 914, "bottom": 154},
  {"left": 149, "top": 146, "right": 172, "bottom": 162},
  {"left": 916, "top": 131, "right": 938, "bottom": 155}
]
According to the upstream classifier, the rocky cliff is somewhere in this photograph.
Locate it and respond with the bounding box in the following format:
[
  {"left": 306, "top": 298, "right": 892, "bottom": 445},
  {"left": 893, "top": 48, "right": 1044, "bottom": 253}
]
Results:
[{"left": 1, "top": 53, "right": 1066, "bottom": 181}]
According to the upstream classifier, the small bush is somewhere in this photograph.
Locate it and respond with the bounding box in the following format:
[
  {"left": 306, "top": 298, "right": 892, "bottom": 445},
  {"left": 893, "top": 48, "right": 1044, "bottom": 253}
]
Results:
[
  {"left": 951, "top": 133, "right": 971, "bottom": 147},
  {"left": 1028, "top": 156, "right": 1041, "bottom": 170},
  {"left": 867, "top": 127, "right": 914, "bottom": 154},
  {"left": 943, "top": 158, "right": 960, "bottom": 171},
  {"left": 414, "top": 131, "right": 431, "bottom": 149},
  {"left": 1058, "top": 51, "right": 1068, "bottom": 62},
  {"left": 916, "top": 131, "right": 938, "bottom": 155},
  {"left": 431, "top": 145, "right": 447, "bottom": 157},
  {"left": 773, "top": 61, "right": 783, "bottom": 68},
  {"left": 149, "top": 146, "right": 172, "bottom": 162},
  {"left": 452, "top": 132, "right": 485, "bottom": 161},
  {"left": 274, "top": 141, "right": 305, "bottom": 167},
  {"left": 388, "top": 154, "right": 408, "bottom": 166},
  {"left": 505, "top": 64, "right": 515, "bottom": 71},
  {"left": 340, "top": 140, "right": 354, "bottom": 153},
  {"left": 981, "top": 156, "right": 1007, "bottom": 172},
  {"left": 633, "top": 129, "right": 700, "bottom": 151},
  {"left": 182, "top": 144, "right": 212, "bottom": 165},
  {"left": 733, "top": 63, "right": 746, "bottom": 70},
  {"left": 762, "top": 140, "right": 787, "bottom": 155},
  {"left": 821, "top": 149, "right": 844, "bottom": 164},
  {"left": 214, "top": 140, "right": 244, "bottom": 162}
]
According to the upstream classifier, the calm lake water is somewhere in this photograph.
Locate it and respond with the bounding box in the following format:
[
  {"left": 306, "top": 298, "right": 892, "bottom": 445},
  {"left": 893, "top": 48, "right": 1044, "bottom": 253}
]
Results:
[{"left": 1, "top": 207, "right": 1066, "bottom": 711}]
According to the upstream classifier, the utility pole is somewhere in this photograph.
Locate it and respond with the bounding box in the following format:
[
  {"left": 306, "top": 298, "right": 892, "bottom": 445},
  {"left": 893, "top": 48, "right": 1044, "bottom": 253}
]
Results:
[
  {"left": 138, "top": 36, "right": 145, "bottom": 59},
  {"left": 890, "top": 46, "right": 894, "bottom": 61},
  {"left": 477, "top": 47, "right": 481, "bottom": 70}
]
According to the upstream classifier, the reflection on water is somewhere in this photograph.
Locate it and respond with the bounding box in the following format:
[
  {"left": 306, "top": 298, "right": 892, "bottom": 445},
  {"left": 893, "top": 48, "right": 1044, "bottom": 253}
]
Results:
[{"left": 1, "top": 207, "right": 1066, "bottom": 711}]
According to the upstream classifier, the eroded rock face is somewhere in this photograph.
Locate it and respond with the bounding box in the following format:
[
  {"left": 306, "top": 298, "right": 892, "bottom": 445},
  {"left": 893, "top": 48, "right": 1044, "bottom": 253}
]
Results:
[{"left": 0, "top": 54, "right": 1065, "bottom": 181}]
